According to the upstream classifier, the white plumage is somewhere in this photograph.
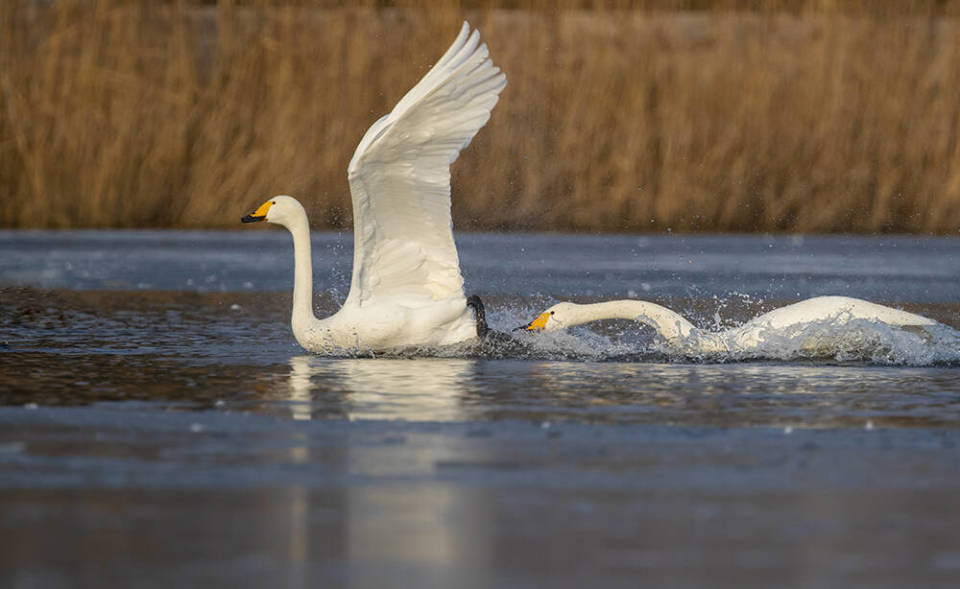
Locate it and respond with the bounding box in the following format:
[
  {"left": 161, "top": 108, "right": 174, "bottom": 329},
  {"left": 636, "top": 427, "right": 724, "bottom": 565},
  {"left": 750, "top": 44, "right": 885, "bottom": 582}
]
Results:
[
  {"left": 242, "top": 23, "right": 505, "bottom": 353},
  {"left": 524, "top": 296, "right": 944, "bottom": 356}
]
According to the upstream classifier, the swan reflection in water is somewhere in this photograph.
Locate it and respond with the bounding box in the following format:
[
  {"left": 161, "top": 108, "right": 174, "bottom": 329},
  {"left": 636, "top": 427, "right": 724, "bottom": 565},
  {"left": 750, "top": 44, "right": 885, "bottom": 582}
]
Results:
[
  {"left": 272, "top": 355, "right": 494, "bottom": 584},
  {"left": 285, "top": 355, "right": 479, "bottom": 422}
]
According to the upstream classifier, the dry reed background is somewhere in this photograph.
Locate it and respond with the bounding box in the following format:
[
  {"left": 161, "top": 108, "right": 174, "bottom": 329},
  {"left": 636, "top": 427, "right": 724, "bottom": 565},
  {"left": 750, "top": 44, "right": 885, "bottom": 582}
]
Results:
[{"left": 2, "top": 0, "right": 960, "bottom": 232}]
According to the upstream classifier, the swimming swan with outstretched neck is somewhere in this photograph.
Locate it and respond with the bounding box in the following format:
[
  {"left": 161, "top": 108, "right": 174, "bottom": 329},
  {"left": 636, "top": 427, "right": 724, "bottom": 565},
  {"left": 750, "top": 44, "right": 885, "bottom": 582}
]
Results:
[
  {"left": 241, "top": 23, "right": 505, "bottom": 353},
  {"left": 522, "top": 296, "right": 941, "bottom": 355}
]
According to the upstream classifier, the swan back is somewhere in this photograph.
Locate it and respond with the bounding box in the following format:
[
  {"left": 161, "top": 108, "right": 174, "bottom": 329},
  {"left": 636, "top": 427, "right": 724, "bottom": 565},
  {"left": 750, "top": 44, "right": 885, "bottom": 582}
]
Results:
[{"left": 742, "top": 296, "right": 937, "bottom": 330}]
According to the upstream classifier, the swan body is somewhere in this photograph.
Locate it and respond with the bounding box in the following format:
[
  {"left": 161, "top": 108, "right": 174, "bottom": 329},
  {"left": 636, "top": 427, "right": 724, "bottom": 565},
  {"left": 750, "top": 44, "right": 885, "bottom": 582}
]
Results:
[
  {"left": 524, "top": 296, "right": 940, "bottom": 355},
  {"left": 242, "top": 24, "right": 505, "bottom": 353}
]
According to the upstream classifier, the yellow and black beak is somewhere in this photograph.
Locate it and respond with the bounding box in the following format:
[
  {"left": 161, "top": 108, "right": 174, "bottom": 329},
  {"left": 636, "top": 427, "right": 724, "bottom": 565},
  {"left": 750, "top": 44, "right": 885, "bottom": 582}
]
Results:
[
  {"left": 241, "top": 200, "right": 273, "bottom": 223},
  {"left": 515, "top": 311, "right": 551, "bottom": 332}
]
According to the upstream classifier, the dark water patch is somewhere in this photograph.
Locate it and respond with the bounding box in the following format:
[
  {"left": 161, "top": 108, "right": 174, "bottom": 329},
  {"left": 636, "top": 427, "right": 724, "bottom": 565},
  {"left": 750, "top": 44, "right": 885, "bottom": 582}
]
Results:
[
  {"left": 5, "top": 351, "right": 960, "bottom": 429},
  {"left": 2, "top": 288, "right": 293, "bottom": 358}
]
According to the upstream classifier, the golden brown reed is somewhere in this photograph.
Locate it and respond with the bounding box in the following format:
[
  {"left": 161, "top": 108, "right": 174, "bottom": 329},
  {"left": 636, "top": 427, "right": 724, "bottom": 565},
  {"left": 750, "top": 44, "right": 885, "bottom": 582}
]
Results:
[{"left": 2, "top": 0, "right": 960, "bottom": 233}]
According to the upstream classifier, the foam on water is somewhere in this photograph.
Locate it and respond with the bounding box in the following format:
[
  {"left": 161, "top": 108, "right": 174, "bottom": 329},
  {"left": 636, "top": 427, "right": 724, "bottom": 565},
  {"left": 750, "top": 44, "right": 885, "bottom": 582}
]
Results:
[{"left": 679, "top": 318, "right": 960, "bottom": 366}]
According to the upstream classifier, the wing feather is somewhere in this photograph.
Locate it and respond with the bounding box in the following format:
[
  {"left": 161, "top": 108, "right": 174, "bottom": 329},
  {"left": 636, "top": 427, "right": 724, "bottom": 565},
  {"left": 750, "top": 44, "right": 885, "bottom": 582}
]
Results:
[{"left": 345, "top": 23, "right": 506, "bottom": 307}]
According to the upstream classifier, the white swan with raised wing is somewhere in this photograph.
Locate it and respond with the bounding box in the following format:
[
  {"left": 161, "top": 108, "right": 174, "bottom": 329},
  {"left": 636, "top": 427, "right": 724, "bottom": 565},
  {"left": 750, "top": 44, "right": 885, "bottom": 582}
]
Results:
[
  {"left": 242, "top": 23, "right": 505, "bottom": 353},
  {"left": 523, "top": 296, "right": 941, "bottom": 355}
]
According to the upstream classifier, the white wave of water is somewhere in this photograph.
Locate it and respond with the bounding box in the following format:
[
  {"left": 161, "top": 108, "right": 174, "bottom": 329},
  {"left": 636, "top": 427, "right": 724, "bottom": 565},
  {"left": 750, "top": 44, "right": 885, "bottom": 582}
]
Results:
[{"left": 673, "top": 318, "right": 960, "bottom": 366}]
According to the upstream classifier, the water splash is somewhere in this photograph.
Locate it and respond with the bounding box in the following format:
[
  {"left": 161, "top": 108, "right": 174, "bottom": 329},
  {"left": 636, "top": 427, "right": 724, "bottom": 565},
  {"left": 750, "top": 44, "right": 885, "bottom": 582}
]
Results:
[{"left": 670, "top": 318, "right": 960, "bottom": 366}]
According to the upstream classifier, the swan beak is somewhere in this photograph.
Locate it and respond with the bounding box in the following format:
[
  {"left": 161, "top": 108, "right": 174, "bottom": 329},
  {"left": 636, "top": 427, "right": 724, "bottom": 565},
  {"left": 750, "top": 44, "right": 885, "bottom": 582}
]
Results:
[
  {"left": 517, "top": 312, "right": 551, "bottom": 332},
  {"left": 241, "top": 200, "right": 273, "bottom": 223}
]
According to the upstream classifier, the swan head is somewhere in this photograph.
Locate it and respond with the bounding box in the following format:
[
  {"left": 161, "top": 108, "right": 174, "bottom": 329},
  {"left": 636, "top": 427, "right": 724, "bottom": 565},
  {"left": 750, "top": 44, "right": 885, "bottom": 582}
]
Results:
[
  {"left": 518, "top": 302, "right": 578, "bottom": 332},
  {"left": 241, "top": 195, "right": 305, "bottom": 226}
]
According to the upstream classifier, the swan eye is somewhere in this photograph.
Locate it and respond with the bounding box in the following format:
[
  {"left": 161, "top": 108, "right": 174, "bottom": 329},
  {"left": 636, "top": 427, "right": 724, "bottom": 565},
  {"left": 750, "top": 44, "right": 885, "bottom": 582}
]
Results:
[{"left": 550, "top": 311, "right": 555, "bottom": 315}]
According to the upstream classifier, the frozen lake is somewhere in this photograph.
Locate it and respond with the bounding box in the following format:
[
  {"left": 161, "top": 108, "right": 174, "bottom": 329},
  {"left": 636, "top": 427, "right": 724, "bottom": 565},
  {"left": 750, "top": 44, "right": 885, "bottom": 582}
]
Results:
[{"left": 2, "top": 230, "right": 960, "bottom": 588}]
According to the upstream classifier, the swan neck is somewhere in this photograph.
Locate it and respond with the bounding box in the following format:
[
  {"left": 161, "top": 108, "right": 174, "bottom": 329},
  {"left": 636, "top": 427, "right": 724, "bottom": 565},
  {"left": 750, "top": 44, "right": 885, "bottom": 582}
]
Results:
[
  {"left": 287, "top": 214, "right": 316, "bottom": 327},
  {"left": 574, "top": 300, "right": 697, "bottom": 340}
]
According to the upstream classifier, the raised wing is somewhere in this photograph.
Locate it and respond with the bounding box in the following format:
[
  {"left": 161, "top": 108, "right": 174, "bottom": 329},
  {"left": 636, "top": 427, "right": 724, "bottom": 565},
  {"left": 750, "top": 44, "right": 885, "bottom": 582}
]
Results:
[{"left": 345, "top": 22, "right": 506, "bottom": 307}]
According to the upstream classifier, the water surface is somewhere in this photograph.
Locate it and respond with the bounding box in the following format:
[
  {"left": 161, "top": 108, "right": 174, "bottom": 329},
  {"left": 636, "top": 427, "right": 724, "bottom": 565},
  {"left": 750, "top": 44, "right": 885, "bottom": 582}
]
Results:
[{"left": 2, "top": 231, "right": 959, "bottom": 588}]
